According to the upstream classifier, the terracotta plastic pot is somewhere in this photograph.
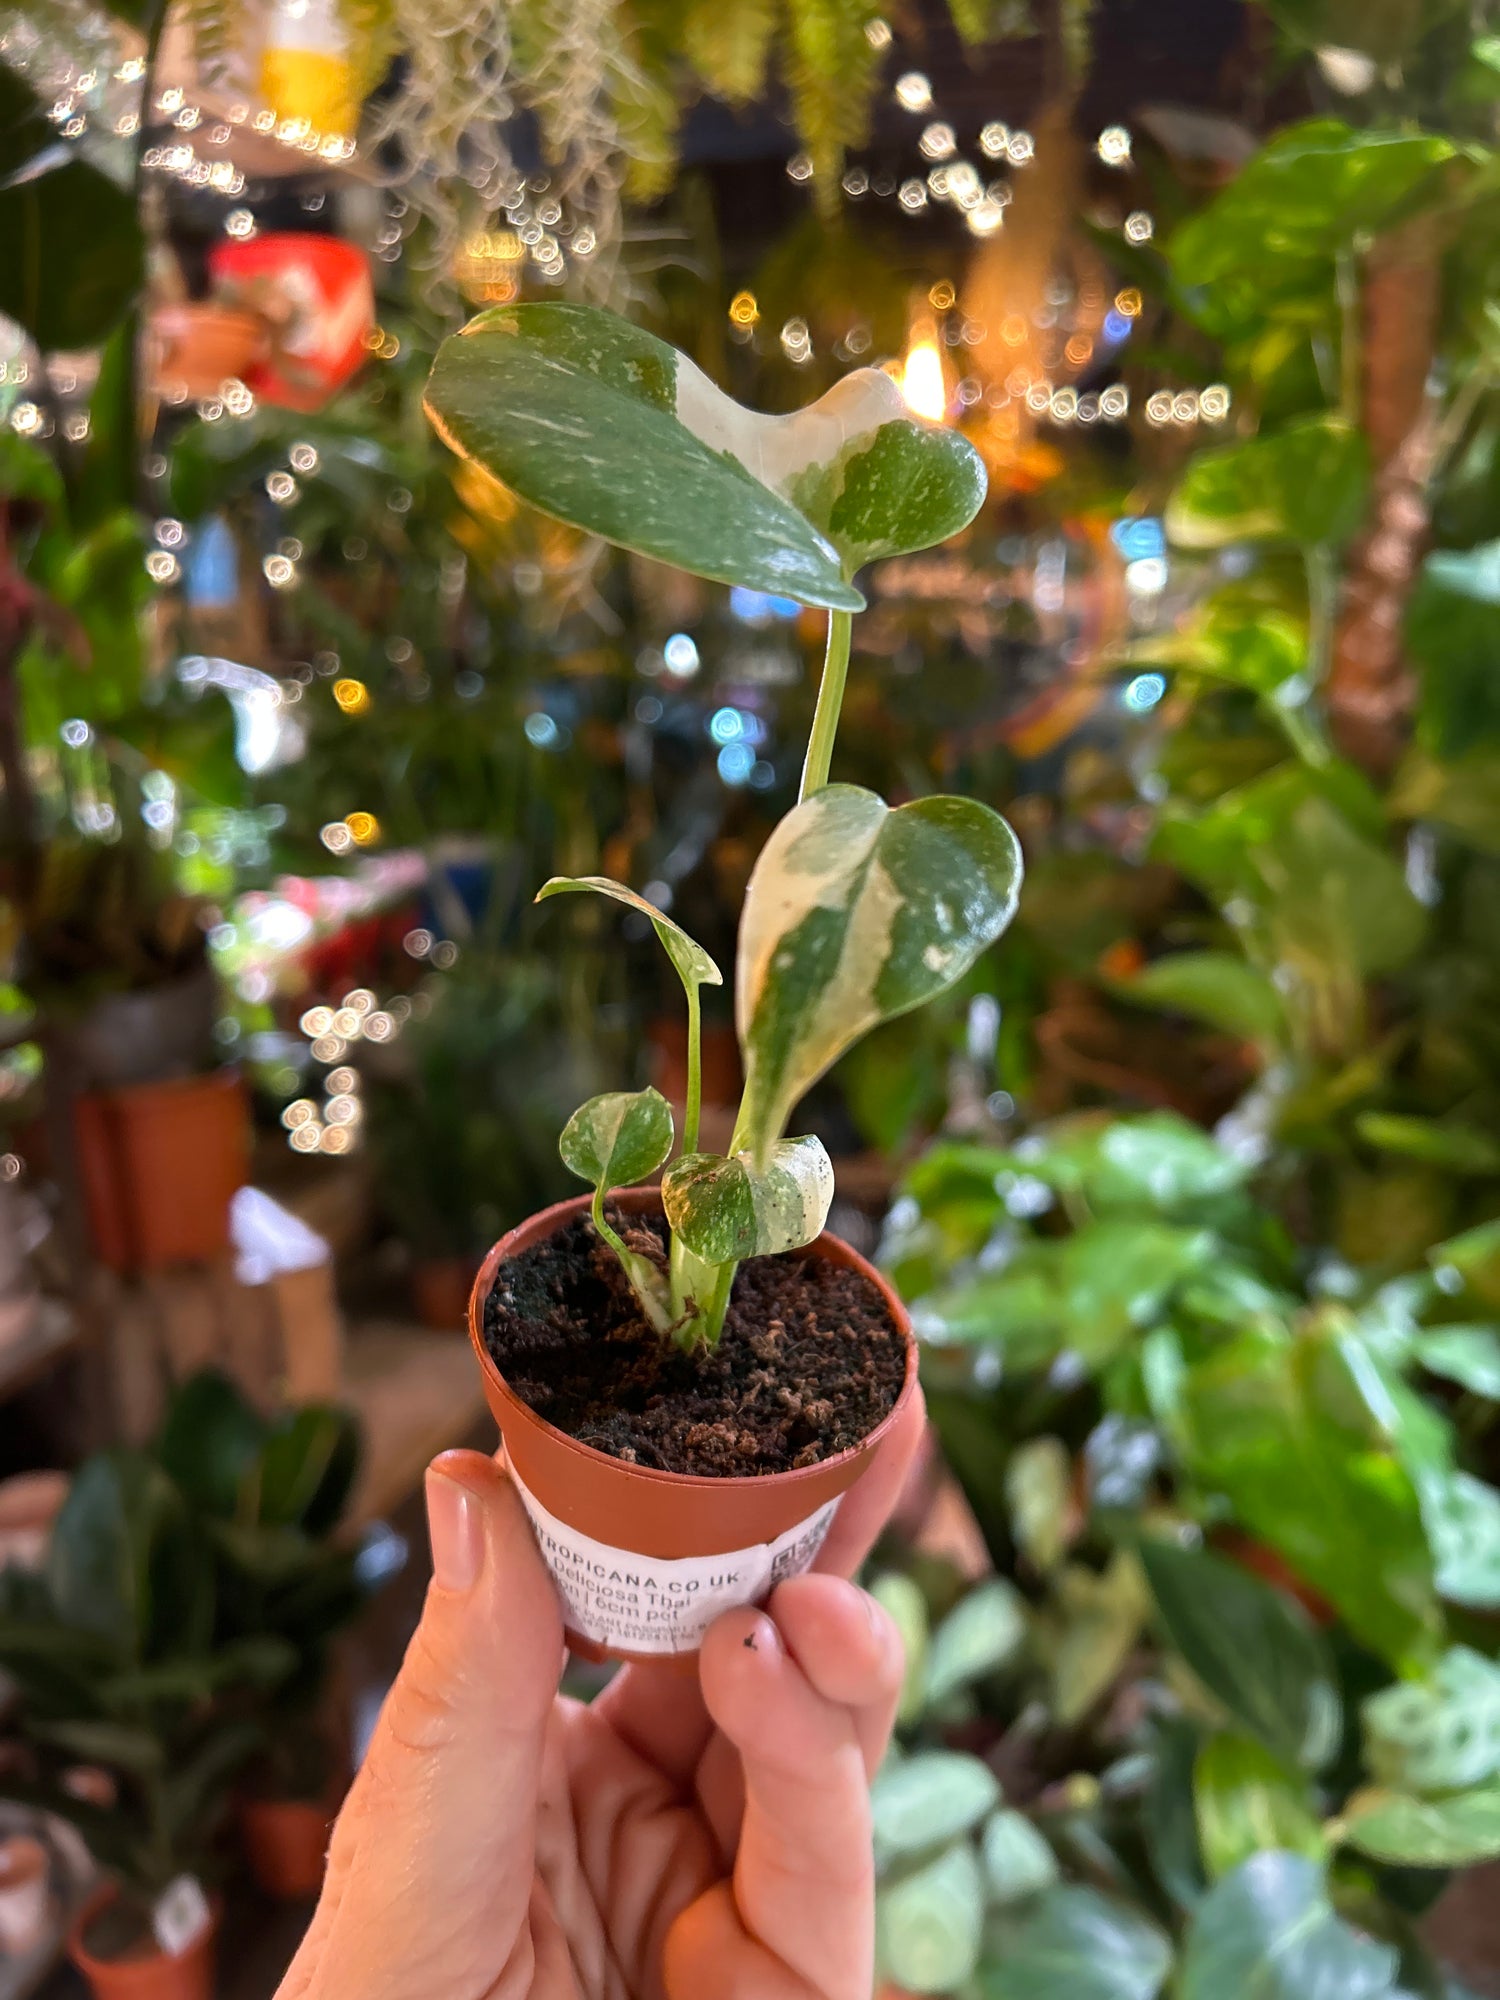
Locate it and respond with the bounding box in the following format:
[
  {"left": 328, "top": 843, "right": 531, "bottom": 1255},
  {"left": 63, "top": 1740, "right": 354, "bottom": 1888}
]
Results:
[
  {"left": 468, "top": 1189, "right": 918, "bottom": 1664},
  {"left": 151, "top": 303, "right": 266, "bottom": 401},
  {"left": 238, "top": 1794, "right": 336, "bottom": 1901},
  {"left": 75, "top": 1071, "right": 249, "bottom": 1275},
  {"left": 68, "top": 1889, "right": 220, "bottom": 2000},
  {"left": 411, "top": 1257, "right": 476, "bottom": 1332}
]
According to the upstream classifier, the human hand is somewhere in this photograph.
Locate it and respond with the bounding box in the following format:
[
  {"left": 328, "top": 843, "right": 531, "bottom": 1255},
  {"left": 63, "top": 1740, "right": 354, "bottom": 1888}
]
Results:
[{"left": 277, "top": 1391, "right": 924, "bottom": 2000}]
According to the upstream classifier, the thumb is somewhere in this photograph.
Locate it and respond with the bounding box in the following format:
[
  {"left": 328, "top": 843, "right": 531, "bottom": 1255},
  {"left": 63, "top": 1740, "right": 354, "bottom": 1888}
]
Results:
[{"left": 279, "top": 1450, "right": 562, "bottom": 2000}]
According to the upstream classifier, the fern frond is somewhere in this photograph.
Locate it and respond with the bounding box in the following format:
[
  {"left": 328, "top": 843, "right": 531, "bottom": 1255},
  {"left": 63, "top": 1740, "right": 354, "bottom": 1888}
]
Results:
[
  {"left": 683, "top": 0, "right": 777, "bottom": 104},
  {"left": 780, "top": 0, "right": 882, "bottom": 214}
]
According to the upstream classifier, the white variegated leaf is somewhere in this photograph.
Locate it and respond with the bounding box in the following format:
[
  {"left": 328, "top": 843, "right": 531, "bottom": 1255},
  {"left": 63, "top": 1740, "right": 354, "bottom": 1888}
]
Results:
[
  {"left": 537, "top": 875, "right": 722, "bottom": 991},
  {"left": 424, "top": 304, "right": 985, "bottom": 604},
  {"left": 560, "top": 1087, "right": 673, "bottom": 1196},
  {"left": 736, "top": 785, "right": 1023, "bottom": 1158},
  {"left": 661, "top": 1135, "right": 834, "bottom": 1265}
]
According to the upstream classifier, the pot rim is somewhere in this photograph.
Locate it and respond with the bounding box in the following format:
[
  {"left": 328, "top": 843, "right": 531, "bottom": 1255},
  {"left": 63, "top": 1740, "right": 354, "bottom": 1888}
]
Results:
[
  {"left": 467, "top": 1187, "right": 917, "bottom": 1495},
  {"left": 67, "top": 1885, "right": 222, "bottom": 1974}
]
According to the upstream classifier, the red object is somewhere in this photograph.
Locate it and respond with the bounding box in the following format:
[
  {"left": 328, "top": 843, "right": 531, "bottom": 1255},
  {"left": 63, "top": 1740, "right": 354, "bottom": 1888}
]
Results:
[
  {"left": 467, "top": 1189, "right": 919, "bottom": 1668},
  {"left": 67, "top": 1891, "right": 220, "bottom": 2000},
  {"left": 208, "top": 233, "right": 373, "bottom": 413},
  {"left": 238, "top": 1796, "right": 336, "bottom": 1901},
  {"left": 74, "top": 1072, "right": 249, "bottom": 1275},
  {"left": 1214, "top": 1529, "right": 1338, "bottom": 1627}
]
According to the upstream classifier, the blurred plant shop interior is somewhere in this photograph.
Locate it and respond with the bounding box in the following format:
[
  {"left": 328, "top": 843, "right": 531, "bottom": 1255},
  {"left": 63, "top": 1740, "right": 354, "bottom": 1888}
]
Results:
[{"left": 4, "top": 0, "right": 1500, "bottom": 1993}]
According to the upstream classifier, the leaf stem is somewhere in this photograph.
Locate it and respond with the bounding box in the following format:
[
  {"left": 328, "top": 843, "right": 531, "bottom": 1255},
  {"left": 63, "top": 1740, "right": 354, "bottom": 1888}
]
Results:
[
  {"left": 799, "top": 608, "right": 854, "bottom": 802},
  {"left": 684, "top": 979, "right": 702, "bottom": 1156},
  {"left": 592, "top": 1187, "right": 673, "bottom": 1332}
]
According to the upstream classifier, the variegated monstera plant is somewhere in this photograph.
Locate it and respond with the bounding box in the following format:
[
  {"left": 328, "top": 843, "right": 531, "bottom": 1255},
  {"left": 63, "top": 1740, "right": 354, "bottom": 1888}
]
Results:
[{"left": 425, "top": 304, "right": 1023, "bottom": 1344}]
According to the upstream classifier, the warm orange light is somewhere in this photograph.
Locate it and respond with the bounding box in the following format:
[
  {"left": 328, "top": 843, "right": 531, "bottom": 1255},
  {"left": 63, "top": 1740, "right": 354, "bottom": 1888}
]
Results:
[
  {"left": 900, "top": 321, "right": 947, "bottom": 423},
  {"left": 728, "top": 290, "right": 759, "bottom": 327},
  {"left": 345, "top": 811, "right": 380, "bottom": 845},
  {"left": 333, "top": 677, "right": 370, "bottom": 714}
]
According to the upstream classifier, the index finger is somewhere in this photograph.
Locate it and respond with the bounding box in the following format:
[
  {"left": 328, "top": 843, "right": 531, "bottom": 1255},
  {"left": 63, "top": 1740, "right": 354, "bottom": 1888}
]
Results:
[{"left": 597, "top": 1386, "right": 926, "bottom": 1788}]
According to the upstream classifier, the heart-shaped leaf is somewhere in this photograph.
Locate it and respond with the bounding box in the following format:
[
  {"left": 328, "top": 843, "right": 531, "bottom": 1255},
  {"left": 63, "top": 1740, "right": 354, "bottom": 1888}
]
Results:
[
  {"left": 1179, "top": 1852, "right": 1398, "bottom": 2000},
  {"left": 662, "top": 1135, "right": 834, "bottom": 1264},
  {"left": 1166, "top": 415, "right": 1369, "bottom": 551},
  {"left": 736, "top": 784, "right": 1022, "bottom": 1157},
  {"left": 537, "top": 875, "right": 721, "bottom": 992},
  {"left": 424, "top": 304, "right": 985, "bottom": 607},
  {"left": 560, "top": 1088, "right": 674, "bottom": 1196}
]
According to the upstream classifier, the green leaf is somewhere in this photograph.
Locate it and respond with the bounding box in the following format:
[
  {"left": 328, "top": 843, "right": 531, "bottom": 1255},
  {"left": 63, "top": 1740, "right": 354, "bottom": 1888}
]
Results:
[
  {"left": 0, "top": 157, "right": 144, "bottom": 352},
  {"left": 536, "top": 875, "right": 722, "bottom": 991},
  {"left": 1420, "top": 1471, "right": 1500, "bottom": 1610},
  {"left": 1365, "top": 1648, "right": 1500, "bottom": 1795},
  {"left": 156, "top": 1369, "right": 268, "bottom": 1518},
  {"left": 1051, "top": 1552, "right": 1150, "bottom": 1725},
  {"left": 980, "top": 1885, "right": 1172, "bottom": 2000},
  {"left": 559, "top": 1087, "right": 674, "bottom": 1195},
  {"left": 1355, "top": 1114, "right": 1500, "bottom": 1175},
  {"left": 1167, "top": 120, "right": 1453, "bottom": 328},
  {"left": 661, "top": 1137, "right": 834, "bottom": 1263},
  {"left": 257, "top": 1403, "right": 361, "bottom": 1534},
  {"left": 47, "top": 1451, "right": 208, "bottom": 1664},
  {"left": 982, "top": 1808, "right": 1060, "bottom": 1904},
  {"left": 425, "top": 303, "right": 986, "bottom": 606},
  {"left": 736, "top": 784, "right": 1020, "bottom": 1156},
  {"left": 1140, "top": 1540, "right": 1341, "bottom": 1770},
  {"left": 877, "top": 1839, "right": 985, "bottom": 1994},
  {"left": 870, "top": 1573, "right": 929, "bottom": 1725},
  {"left": 1118, "top": 952, "right": 1286, "bottom": 1043},
  {"left": 1178, "top": 1852, "right": 1399, "bottom": 2000},
  {"left": 1413, "top": 1327, "right": 1500, "bottom": 1400},
  {"left": 1015, "top": 1113, "right": 1252, "bottom": 1212},
  {"left": 31, "top": 1718, "right": 164, "bottom": 1774},
  {"left": 1176, "top": 1330, "right": 1439, "bottom": 1669},
  {"left": 1342, "top": 1785, "right": 1500, "bottom": 1866},
  {"left": 925, "top": 1578, "right": 1029, "bottom": 1704},
  {"left": 1006, "top": 1437, "right": 1072, "bottom": 1575},
  {"left": 1431, "top": 1220, "right": 1500, "bottom": 1308},
  {"left": 1166, "top": 416, "right": 1369, "bottom": 551},
  {"left": 872, "top": 1750, "right": 1000, "bottom": 1864},
  {"left": 1194, "top": 1732, "right": 1325, "bottom": 1879}
]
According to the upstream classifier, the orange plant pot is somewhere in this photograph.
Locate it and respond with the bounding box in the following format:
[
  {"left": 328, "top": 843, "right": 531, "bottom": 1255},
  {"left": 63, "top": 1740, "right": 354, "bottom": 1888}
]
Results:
[
  {"left": 68, "top": 1891, "right": 220, "bottom": 2000},
  {"left": 411, "top": 1257, "right": 476, "bottom": 1332},
  {"left": 468, "top": 1189, "right": 917, "bottom": 1666},
  {"left": 238, "top": 1795, "right": 336, "bottom": 1901},
  {"left": 75, "top": 1072, "right": 249, "bottom": 1275}
]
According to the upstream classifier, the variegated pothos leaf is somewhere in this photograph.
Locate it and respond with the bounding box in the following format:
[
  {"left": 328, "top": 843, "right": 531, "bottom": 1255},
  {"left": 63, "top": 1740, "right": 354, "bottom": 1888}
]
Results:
[
  {"left": 736, "top": 785, "right": 1023, "bottom": 1159},
  {"left": 424, "top": 304, "right": 985, "bottom": 606},
  {"left": 662, "top": 1135, "right": 835, "bottom": 1264},
  {"left": 536, "top": 875, "right": 722, "bottom": 992},
  {"left": 559, "top": 1087, "right": 673, "bottom": 1195}
]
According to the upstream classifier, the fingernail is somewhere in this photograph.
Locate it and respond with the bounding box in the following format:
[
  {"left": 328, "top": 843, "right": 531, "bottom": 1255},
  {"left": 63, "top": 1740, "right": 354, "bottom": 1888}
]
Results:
[{"left": 426, "top": 1467, "right": 482, "bottom": 1593}]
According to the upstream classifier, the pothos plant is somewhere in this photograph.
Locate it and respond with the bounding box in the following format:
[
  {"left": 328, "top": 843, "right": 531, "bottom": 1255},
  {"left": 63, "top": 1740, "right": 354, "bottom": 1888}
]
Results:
[{"left": 424, "top": 302, "right": 1023, "bottom": 1346}]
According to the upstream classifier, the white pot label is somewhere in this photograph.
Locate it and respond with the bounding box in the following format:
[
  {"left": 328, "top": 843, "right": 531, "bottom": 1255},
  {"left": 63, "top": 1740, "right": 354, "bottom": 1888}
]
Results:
[
  {"left": 510, "top": 1468, "right": 841, "bottom": 1655},
  {"left": 153, "top": 1875, "right": 211, "bottom": 1957}
]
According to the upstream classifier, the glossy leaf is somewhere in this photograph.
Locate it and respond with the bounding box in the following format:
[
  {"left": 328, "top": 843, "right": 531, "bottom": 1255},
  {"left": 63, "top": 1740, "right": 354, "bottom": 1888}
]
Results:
[
  {"left": 1176, "top": 1331, "right": 1439, "bottom": 1669},
  {"left": 982, "top": 1808, "right": 1060, "bottom": 1904},
  {"left": 1178, "top": 1852, "right": 1398, "bottom": 2000},
  {"left": 1167, "top": 120, "right": 1454, "bottom": 329},
  {"left": 924, "top": 1577, "right": 1029, "bottom": 1704},
  {"left": 1343, "top": 1785, "right": 1500, "bottom": 1866},
  {"left": 1011, "top": 1112, "right": 1251, "bottom": 1213},
  {"left": 1356, "top": 1113, "right": 1500, "bottom": 1175},
  {"left": 1420, "top": 1470, "right": 1500, "bottom": 1610},
  {"left": 537, "top": 876, "right": 722, "bottom": 992},
  {"left": 877, "top": 1839, "right": 984, "bottom": 1994},
  {"left": 736, "top": 784, "right": 1022, "bottom": 1157},
  {"left": 871, "top": 1750, "right": 1000, "bottom": 1864},
  {"left": 425, "top": 303, "right": 985, "bottom": 607},
  {"left": 1119, "top": 952, "right": 1286, "bottom": 1043},
  {"left": 1364, "top": 1647, "right": 1500, "bottom": 1795},
  {"left": 1431, "top": 1220, "right": 1500, "bottom": 1308},
  {"left": 1166, "top": 416, "right": 1369, "bottom": 551},
  {"left": 981, "top": 1886, "right": 1172, "bottom": 2000},
  {"left": 1194, "top": 1732, "right": 1324, "bottom": 1879},
  {"left": 0, "top": 156, "right": 144, "bottom": 352},
  {"left": 661, "top": 1136, "right": 834, "bottom": 1263},
  {"left": 560, "top": 1087, "right": 674, "bottom": 1196},
  {"left": 1414, "top": 1327, "right": 1500, "bottom": 1400},
  {"left": 47, "top": 1451, "right": 208, "bottom": 1664},
  {"left": 156, "top": 1370, "right": 267, "bottom": 1519},
  {"left": 1141, "top": 1540, "right": 1341, "bottom": 1770}
]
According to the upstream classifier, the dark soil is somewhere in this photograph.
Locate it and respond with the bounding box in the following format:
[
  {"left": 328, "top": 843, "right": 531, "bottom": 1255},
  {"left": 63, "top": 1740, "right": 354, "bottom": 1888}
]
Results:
[{"left": 482, "top": 1210, "right": 905, "bottom": 1476}]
